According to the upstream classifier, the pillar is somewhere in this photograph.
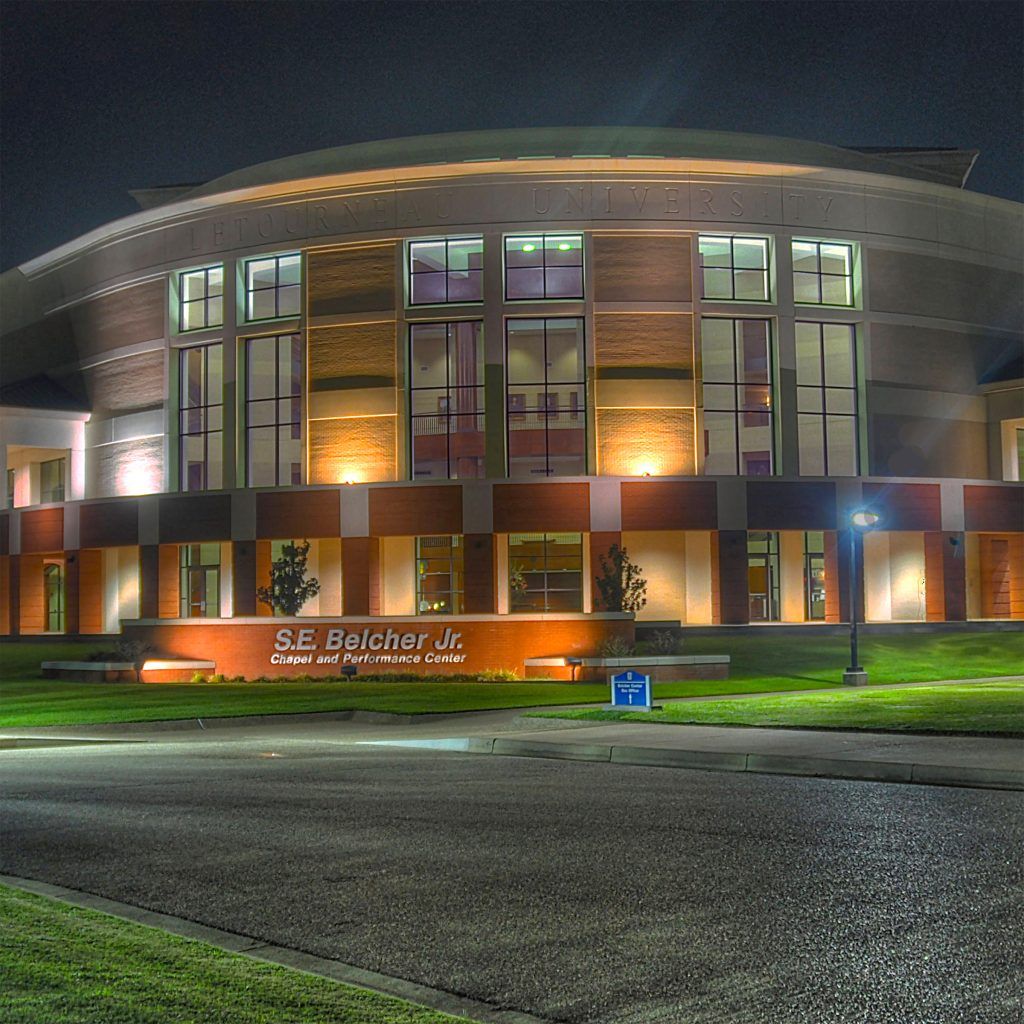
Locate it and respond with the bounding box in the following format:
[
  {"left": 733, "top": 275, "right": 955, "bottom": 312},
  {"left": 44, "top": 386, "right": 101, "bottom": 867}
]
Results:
[
  {"left": 233, "top": 541, "right": 257, "bottom": 616},
  {"left": 717, "top": 530, "right": 749, "bottom": 625}
]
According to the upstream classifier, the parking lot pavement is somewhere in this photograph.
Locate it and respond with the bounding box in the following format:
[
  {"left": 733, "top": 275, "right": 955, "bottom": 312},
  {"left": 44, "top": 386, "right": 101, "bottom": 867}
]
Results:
[{"left": 2, "top": 738, "right": 1023, "bottom": 1023}]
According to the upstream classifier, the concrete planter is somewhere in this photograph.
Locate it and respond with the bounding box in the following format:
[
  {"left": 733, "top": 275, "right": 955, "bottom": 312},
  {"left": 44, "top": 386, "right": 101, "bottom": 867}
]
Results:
[
  {"left": 41, "top": 659, "right": 215, "bottom": 683},
  {"left": 525, "top": 654, "right": 730, "bottom": 683}
]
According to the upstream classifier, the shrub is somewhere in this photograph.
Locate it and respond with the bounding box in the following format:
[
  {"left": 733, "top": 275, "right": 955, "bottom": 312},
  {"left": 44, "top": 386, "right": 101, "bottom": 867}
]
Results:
[
  {"left": 191, "top": 671, "right": 207, "bottom": 683},
  {"left": 477, "top": 668, "right": 518, "bottom": 682},
  {"left": 595, "top": 544, "right": 648, "bottom": 613},
  {"left": 649, "top": 629, "right": 682, "bottom": 655},
  {"left": 600, "top": 635, "right": 635, "bottom": 658}
]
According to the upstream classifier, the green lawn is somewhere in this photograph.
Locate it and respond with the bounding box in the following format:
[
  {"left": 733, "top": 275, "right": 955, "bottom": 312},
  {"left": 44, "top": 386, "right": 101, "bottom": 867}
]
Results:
[
  {"left": 0, "top": 631, "right": 1020, "bottom": 728},
  {"left": 0, "top": 884, "right": 463, "bottom": 1024},
  {"left": 532, "top": 680, "right": 1024, "bottom": 736}
]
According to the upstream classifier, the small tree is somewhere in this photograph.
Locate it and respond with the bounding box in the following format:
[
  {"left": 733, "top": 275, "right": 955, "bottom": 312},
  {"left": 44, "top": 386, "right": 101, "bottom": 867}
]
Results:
[
  {"left": 595, "top": 543, "right": 647, "bottom": 613},
  {"left": 257, "top": 540, "right": 321, "bottom": 616}
]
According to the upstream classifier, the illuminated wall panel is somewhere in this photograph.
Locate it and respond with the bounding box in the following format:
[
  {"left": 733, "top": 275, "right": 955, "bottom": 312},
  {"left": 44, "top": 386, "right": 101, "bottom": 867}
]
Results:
[
  {"left": 621, "top": 530, "right": 685, "bottom": 622},
  {"left": 597, "top": 407, "right": 695, "bottom": 477},
  {"left": 308, "top": 416, "right": 398, "bottom": 484},
  {"left": 86, "top": 436, "right": 164, "bottom": 499}
]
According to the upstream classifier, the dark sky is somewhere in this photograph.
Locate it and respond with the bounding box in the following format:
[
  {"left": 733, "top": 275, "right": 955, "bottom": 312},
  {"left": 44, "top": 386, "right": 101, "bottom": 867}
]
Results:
[{"left": 1, "top": 0, "right": 1021, "bottom": 271}]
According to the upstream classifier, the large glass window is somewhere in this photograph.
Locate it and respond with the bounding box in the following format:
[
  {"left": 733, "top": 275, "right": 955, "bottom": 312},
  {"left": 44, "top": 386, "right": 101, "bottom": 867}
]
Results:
[
  {"left": 748, "top": 531, "right": 780, "bottom": 622},
  {"left": 179, "top": 343, "right": 223, "bottom": 491},
  {"left": 699, "top": 235, "right": 770, "bottom": 301},
  {"left": 245, "top": 253, "right": 301, "bottom": 321},
  {"left": 410, "top": 321, "right": 485, "bottom": 480},
  {"left": 505, "top": 234, "right": 583, "bottom": 300},
  {"left": 795, "top": 321, "right": 858, "bottom": 476},
  {"left": 246, "top": 334, "right": 303, "bottom": 487},
  {"left": 416, "top": 536, "right": 464, "bottom": 614},
  {"left": 701, "top": 318, "right": 774, "bottom": 476},
  {"left": 408, "top": 238, "right": 483, "bottom": 305},
  {"left": 179, "top": 544, "right": 221, "bottom": 618},
  {"left": 506, "top": 318, "right": 587, "bottom": 477},
  {"left": 39, "top": 458, "right": 66, "bottom": 503},
  {"left": 508, "top": 533, "right": 583, "bottom": 612},
  {"left": 179, "top": 265, "right": 224, "bottom": 332},
  {"left": 792, "top": 240, "right": 854, "bottom": 306}
]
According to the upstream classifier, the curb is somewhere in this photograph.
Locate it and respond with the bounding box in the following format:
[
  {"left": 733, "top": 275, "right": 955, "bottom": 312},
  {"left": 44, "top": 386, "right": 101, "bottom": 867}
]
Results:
[
  {"left": 470, "top": 739, "right": 1024, "bottom": 790},
  {"left": 0, "top": 873, "right": 550, "bottom": 1024}
]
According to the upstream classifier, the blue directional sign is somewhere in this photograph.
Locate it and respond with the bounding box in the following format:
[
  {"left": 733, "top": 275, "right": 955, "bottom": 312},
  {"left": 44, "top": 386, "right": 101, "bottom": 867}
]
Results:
[{"left": 610, "top": 669, "right": 652, "bottom": 709}]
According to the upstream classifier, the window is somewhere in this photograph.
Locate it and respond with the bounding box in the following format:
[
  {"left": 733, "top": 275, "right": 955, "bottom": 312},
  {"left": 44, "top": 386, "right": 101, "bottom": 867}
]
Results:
[
  {"left": 804, "top": 531, "right": 826, "bottom": 622},
  {"left": 39, "top": 458, "right": 66, "bottom": 504},
  {"left": 699, "top": 235, "right": 770, "bottom": 301},
  {"left": 179, "top": 544, "right": 221, "bottom": 618},
  {"left": 795, "top": 322, "right": 858, "bottom": 476},
  {"left": 179, "top": 344, "right": 223, "bottom": 491},
  {"left": 505, "top": 234, "right": 583, "bottom": 300},
  {"left": 506, "top": 318, "right": 587, "bottom": 477},
  {"left": 701, "top": 318, "right": 774, "bottom": 475},
  {"left": 44, "top": 561, "right": 65, "bottom": 632},
  {"left": 408, "top": 238, "right": 483, "bottom": 305},
  {"left": 179, "top": 265, "right": 224, "bottom": 331},
  {"left": 410, "top": 322, "right": 484, "bottom": 479},
  {"left": 245, "top": 253, "right": 301, "bottom": 321},
  {"left": 246, "top": 334, "right": 303, "bottom": 486},
  {"left": 748, "top": 532, "right": 780, "bottom": 622},
  {"left": 416, "top": 536, "right": 464, "bottom": 614},
  {"left": 792, "top": 240, "right": 853, "bottom": 306},
  {"left": 508, "top": 533, "right": 583, "bottom": 612}
]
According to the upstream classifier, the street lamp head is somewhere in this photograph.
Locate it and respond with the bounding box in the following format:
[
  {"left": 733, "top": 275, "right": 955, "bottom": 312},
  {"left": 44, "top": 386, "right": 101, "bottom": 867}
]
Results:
[{"left": 850, "top": 508, "right": 881, "bottom": 530}]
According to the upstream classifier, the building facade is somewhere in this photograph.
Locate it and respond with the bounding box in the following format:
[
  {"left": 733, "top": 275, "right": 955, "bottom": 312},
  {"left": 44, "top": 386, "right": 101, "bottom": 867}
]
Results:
[{"left": 1, "top": 128, "right": 1022, "bottom": 675}]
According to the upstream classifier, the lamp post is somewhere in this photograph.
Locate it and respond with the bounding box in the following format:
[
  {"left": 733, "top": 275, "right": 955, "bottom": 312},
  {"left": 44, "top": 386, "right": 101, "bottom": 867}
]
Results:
[{"left": 844, "top": 509, "right": 881, "bottom": 686}]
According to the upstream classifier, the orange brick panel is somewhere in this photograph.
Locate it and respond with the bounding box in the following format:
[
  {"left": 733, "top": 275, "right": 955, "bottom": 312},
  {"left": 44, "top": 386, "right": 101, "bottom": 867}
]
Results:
[
  {"left": 923, "top": 533, "right": 945, "bottom": 622},
  {"left": 122, "top": 617, "right": 635, "bottom": 679},
  {"left": 717, "top": 530, "right": 749, "bottom": 625},
  {"left": 463, "top": 534, "right": 497, "bottom": 614},
  {"left": 746, "top": 481, "right": 837, "bottom": 530},
  {"left": 159, "top": 495, "right": 232, "bottom": 543},
  {"left": 369, "top": 485, "right": 462, "bottom": 537},
  {"left": 493, "top": 483, "right": 590, "bottom": 533},
  {"left": 256, "top": 489, "right": 340, "bottom": 539},
  {"left": 158, "top": 545, "right": 180, "bottom": 619},
  {"left": 20, "top": 508, "right": 64, "bottom": 553},
  {"left": 78, "top": 549, "right": 105, "bottom": 634},
  {"left": 0, "top": 555, "right": 10, "bottom": 634},
  {"left": 620, "top": 480, "right": 717, "bottom": 531},
  {"left": 942, "top": 533, "right": 967, "bottom": 622},
  {"left": 964, "top": 486, "right": 1024, "bottom": 533},
  {"left": 80, "top": 500, "right": 139, "bottom": 548},
  {"left": 861, "top": 482, "right": 941, "bottom": 532},
  {"left": 18, "top": 554, "right": 44, "bottom": 633}
]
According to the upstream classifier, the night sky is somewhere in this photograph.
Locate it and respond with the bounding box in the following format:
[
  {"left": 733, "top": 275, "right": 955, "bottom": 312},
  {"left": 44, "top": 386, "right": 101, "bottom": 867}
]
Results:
[{"left": 1, "top": 0, "right": 1021, "bottom": 271}]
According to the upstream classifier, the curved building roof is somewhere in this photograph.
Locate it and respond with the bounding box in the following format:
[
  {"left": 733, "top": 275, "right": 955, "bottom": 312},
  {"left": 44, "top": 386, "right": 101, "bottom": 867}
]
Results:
[{"left": 180, "top": 127, "right": 970, "bottom": 203}]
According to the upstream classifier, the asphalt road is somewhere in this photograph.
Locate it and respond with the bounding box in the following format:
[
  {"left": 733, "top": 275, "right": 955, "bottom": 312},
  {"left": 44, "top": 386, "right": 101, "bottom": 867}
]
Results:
[{"left": 2, "top": 738, "right": 1022, "bottom": 1024}]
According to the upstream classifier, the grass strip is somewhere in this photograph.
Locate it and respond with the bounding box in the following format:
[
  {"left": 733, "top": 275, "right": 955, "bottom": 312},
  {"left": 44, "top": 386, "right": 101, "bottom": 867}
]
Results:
[
  {"left": 529, "top": 681, "right": 1024, "bottom": 736},
  {"left": 0, "top": 883, "right": 465, "bottom": 1024},
  {"left": 1, "top": 631, "right": 1020, "bottom": 728}
]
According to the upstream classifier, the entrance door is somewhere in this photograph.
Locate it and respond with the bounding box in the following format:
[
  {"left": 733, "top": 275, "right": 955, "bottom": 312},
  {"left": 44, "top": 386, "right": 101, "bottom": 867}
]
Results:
[
  {"left": 44, "top": 562, "right": 65, "bottom": 632},
  {"left": 747, "top": 532, "right": 780, "bottom": 622},
  {"left": 804, "top": 531, "right": 826, "bottom": 621}
]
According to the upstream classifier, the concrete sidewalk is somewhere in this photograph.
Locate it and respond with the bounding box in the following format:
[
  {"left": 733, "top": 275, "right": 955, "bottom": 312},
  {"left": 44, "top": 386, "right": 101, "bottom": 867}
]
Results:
[
  {"left": 363, "top": 718, "right": 1024, "bottom": 790},
  {"left": 3, "top": 679, "right": 1022, "bottom": 790}
]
